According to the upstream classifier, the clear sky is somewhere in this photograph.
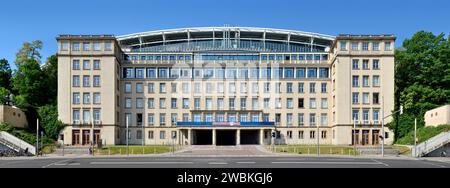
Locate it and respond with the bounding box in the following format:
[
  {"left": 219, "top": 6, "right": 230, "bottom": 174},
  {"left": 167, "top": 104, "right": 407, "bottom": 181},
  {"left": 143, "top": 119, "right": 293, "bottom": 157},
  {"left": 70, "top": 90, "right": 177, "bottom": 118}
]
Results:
[{"left": 1, "top": 0, "right": 449, "bottom": 69}]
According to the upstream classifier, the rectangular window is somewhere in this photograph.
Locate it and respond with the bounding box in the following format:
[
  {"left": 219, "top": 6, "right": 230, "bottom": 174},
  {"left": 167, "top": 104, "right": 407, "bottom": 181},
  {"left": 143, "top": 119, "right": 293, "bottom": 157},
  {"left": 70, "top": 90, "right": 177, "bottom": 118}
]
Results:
[
  {"left": 61, "top": 41, "right": 68, "bottom": 51},
  {"left": 135, "top": 83, "right": 143, "bottom": 93},
  {"left": 205, "top": 98, "right": 212, "bottom": 110},
  {"left": 340, "top": 41, "right": 347, "bottom": 50},
  {"left": 93, "top": 60, "right": 100, "bottom": 70},
  {"left": 159, "top": 114, "right": 166, "bottom": 126},
  {"left": 93, "top": 42, "right": 101, "bottom": 51},
  {"left": 373, "top": 42, "right": 379, "bottom": 51},
  {"left": 373, "top": 93, "right": 380, "bottom": 104},
  {"left": 275, "top": 98, "right": 281, "bottom": 109},
  {"left": 194, "top": 83, "right": 201, "bottom": 94},
  {"left": 363, "top": 76, "right": 369, "bottom": 87},
  {"left": 252, "top": 83, "right": 258, "bottom": 93},
  {"left": 182, "top": 98, "right": 189, "bottom": 109},
  {"left": 160, "top": 131, "right": 166, "bottom": 139},
  {"left": 362, "top": 93, "right": 370, "bottom": 104},
  {"left": 72, "top": 109, "right": 80, "bottom": 123},
  {"left": 217, "top": 98, "right": 224, "bottom": 110},
  {"left": 240, "top": 98, "right": 246, "bottom": 110},
  {"left": 309, "top": 83, "right": 316, "bottom": 93},
  {"left": 298, "top": 113, "right": 304, "bottom": 126},
  {"left": 373, "top": 59, "right": 380, "bottom": 69},
  {"left": 148, "top": 83, "right": 154, "bottom": 93},
  {"left": 287, "top": 114, "right": 293, "bottom": 126},
  {"left": 284, "top": 68, "right": 294, "bottom": 78},
  {"left": 93, "top": 76, "right": 100, "bottom": 87},
  {"left": 298, "top": 131, "right": 304, "bottom": 139},
  {"left": 72, "top": 42, "right": 80, "bottom": 51},
  {"left": 321, "top": 83, "right": 327, "bottom": 93},
  {"left": 373, "top": 110, "right": 380, "bottom": 122},
  {"left": 373, "top": 75, "right": 380, "bottom": 87},
  {"left": 385, "top": 42, "right": 391, "bottom": 51},
  {"left": 93, "top": 93, "right": 101, "bottom": 104},
  {"left": 125, "top": 98, "right": 132, "bottom": 109},
  {"left": 105, "top": 42, "right": 112, "bottom": 51},
  {"left": 159, "top": 83, "right": 166, "bottom": 93},
  {"left": 83, "top": 42, "right": 90, "bottom": 51},
  {"left": 352, "top": 76, "right": 359, "bottom": 87},
  {"left": 83, "top": 76, "right": 90, "bottom": 87},
  {"left": 287, "top": 98, "right": 293, "bottom": 109},
  {"left": 321, "top": 98, "right": 328, "bottom": 109},
  {"left": 363, "top": 110, "right": 370, "bottom": 124},
  {"left": 240, "top": 83, "right": 247, "bottom": 93},
  {"left": 125, "top": 83, "right": 132, "bottom": 93},
  {"left": 309, "top": 98, "right": 316, "bottom": 109},
  {"left": 159, "top": 98, "right": 166, "bottom": 109},
  {"left": 275, "top": 82, "right": 281, "bottom": 93},
  {"left": 352, "top": 59, "right": 359, "bottom": 69},
  {"left": 298, "top": 83, "right": 304, "bottom": 93},
  {"left": 263, "top": 98, "right": 270, "bottom": 108},
  {"left": 298, "top": 98, "right": 304, "bottom": 108},
  {"left": 362, "top": 60, "right": 369, "bottom": 70},
  {"left": 252, "top": 98, "right": 258, "bottom": 109},
  {"left": 321, "top": 113, "right": 328, "bottom": 127},
  {"left": 147, "top": 98, "right": 154, "bottom": 109},
  {"left": 217, "top": 83, "right": 223, "bottom": 93},
  {"left": 352, "top": 92, "right": 359, "bottom": 104},
  {"left": 171, "top": 98, "right": 177, "bottom": 109},
  {"left": 72, "top": 60, "right": 80, "bottom": 70},
  {"left": 319, "top": 68, "right": 329, "bottom": 78},
  {"left": 83, "top": 60, "right": 90, "bottom": 70},
  {"left": 72, "top": 93, "right": 80, "bottom": 104},
  {"left": 362, "top": 42, "right": 369, "bottom": 51},
  {"left": 307, "top": 68, "right": 317, "bottom": 78},
  {"left": 158, "top": 68, "right": 168, "bottom": 78},
  {"left": 229, "top": 83, "right": 236, "bottom": 93},
  {"left": 352, "top": 42, "right": 359, "bottom": 51},
  {"left": 72, "top": 75, "right": 80, "bottom": 87},
  {"left": 264, "top": 82, "right": 270, "bottom": 93},
  {"left": 286, "top": 83, "right": 293, "bottom": 93},
  {"left": 352, "top": 109, "right": 359, "bottom": 121},
  {"left": 83, "top": 93, "right": 90, "bottom": 104},
  {"left": 194, "top": 98, "right": 200, "bottom": 110},
  {"left": 83, "top": 110, "right": 90, "bottom": 124},
  {"left": 148, "top": 131, "right": 154, "bottom": 139},
  {"left": 135, "top": 68, "right": 145, "bottom": 78},
  {"left": 205, "top": 83, "right": 212, "bottom": 94},
  {"left": 309, "top": 113, "right": 316, "bottom": 126},
  {"left": 296, "top": 68, "right": 306, "bottom": 78},
  {"left": 123, "top": 68, "right": 133, "bottom": 78},
  {"left": 136, "top": 98, "right": 144, "bottom": 109}
]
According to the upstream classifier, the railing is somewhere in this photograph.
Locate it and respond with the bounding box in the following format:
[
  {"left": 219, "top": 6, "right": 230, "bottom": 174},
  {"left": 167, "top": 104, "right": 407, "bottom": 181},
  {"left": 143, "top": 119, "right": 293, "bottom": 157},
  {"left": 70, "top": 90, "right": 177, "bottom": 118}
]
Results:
[
  {"left": 176, "top": 121, "right": 275, "bottom": 127},
  {"left": 412, "top": 131, "right": 450, "bottom": 157},
  {"left": 0, "top": 131, "right": 36, "bottom": 155}
]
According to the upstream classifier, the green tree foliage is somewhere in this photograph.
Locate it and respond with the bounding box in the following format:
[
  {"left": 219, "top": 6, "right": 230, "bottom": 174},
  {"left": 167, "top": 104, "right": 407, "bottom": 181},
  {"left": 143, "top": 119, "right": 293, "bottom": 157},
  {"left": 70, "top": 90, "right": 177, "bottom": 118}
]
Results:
[
  {"left": 41, "top": 55, "right": 58, "bottom": 105},
  {"left": 38, "top": 104, "right": 65, "bottom": 140},
  {"left": 0, "top": 58, "right": 12, "bottom": 90},
  {"left": 14, "top": 40, "right": 42, "bottom": 67},
  {"left": 11, "top": 58, "right": 46, "bottom": 109},
  {"left": 393, "top": 31, "right": 450, "bottom": 141},
  {"left": 0, "top": 87, "right": 11, "bottom": 104}
]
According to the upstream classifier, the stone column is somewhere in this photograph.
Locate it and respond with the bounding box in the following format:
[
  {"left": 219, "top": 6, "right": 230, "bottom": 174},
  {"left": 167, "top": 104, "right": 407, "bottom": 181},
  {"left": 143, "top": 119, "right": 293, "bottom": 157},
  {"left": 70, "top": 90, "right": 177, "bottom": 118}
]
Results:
[
  {"left": 212, "top": 129, "right": 216, "bottom": 145},
  {"left": 236, "top": 129, "right": 241, "bottom": 145},
  {"left": 188, "top": 129, "right": 192, "bottom": 145},
  {"left": 259, "top": 129, "right": 264, "bottom": 145}
]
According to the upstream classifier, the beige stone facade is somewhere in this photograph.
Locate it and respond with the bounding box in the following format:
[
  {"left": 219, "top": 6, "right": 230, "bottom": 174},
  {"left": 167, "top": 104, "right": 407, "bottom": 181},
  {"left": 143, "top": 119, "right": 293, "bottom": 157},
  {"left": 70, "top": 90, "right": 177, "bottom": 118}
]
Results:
[
  {"left": 425, "top": 105, "right": 450, "bottom": 127},
  {"left": 0, "top": 105, "right": 28, "bottom": 129},
  {"left": 56, "top": 28, "right": 395, "bottom": 146}
]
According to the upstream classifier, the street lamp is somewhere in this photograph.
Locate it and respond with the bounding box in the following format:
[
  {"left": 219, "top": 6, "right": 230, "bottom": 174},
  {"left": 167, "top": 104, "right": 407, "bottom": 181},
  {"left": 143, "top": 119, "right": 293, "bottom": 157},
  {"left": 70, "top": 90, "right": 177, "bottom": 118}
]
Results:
[{"left": 381, "top": 96, "right": 403, "bottom": 157}]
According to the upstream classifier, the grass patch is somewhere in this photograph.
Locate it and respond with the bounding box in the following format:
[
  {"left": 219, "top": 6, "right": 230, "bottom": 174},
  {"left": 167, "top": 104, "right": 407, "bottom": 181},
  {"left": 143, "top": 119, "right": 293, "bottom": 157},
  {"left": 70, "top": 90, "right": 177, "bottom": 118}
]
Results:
[
  {"left": 396, "top": 124, "right": 450, "bottom": 145},
  {"left": 392, "top": 145, "right": 411, "bottom": 156},
  {"left": 95, "top": 145, "right": 179, "bottom": 155},
  {"left": 271, "top": 145, "right": 358, "bottom": 155}
]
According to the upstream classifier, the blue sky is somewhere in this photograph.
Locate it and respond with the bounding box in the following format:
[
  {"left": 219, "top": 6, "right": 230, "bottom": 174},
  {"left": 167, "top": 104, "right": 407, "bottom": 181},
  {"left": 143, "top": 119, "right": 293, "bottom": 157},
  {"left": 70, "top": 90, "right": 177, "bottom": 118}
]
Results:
[{"left": 1, "top": 0, "right": 449, "bottom": 69}]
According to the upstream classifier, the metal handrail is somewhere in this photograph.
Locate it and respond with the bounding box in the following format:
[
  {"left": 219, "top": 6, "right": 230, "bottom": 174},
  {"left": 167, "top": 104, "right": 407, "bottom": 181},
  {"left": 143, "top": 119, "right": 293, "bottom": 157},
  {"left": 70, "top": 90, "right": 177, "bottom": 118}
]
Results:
[
  {"left": 412, "top": 131, "right": 450, "bottom": 157},
  {"left": 0, "top": 131, "right": 36, "bottom": 155}
]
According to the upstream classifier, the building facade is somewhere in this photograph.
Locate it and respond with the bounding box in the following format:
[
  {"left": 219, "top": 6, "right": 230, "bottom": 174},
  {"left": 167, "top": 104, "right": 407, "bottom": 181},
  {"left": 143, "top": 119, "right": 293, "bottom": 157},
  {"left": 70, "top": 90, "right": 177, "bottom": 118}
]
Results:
[
  {"left": 425, "top": 105, "right": 450, "bottom": 127},
  {"left": 57, "top": 27, "right": 395, "bottom": 146}
]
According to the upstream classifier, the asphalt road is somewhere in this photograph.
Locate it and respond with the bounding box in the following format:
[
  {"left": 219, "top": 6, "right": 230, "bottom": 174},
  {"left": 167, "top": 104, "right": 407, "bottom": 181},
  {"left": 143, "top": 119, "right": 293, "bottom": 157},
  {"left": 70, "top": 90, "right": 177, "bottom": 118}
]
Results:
[{"left": 1, "top": 156, "right": 449, "bottom": 168}]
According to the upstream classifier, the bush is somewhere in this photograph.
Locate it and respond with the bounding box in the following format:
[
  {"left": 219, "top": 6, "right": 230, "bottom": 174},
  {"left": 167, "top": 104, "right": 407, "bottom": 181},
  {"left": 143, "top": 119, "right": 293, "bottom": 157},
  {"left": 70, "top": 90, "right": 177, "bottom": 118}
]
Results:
[
  {"left": 38, "top": 104, "right": 65, "bottom": 140},
  {"left": 396, "top": 124, "right": 450, "bottom": 145},
  {"left": 0, "top": 123, "right": 53, "bottom": 145}
]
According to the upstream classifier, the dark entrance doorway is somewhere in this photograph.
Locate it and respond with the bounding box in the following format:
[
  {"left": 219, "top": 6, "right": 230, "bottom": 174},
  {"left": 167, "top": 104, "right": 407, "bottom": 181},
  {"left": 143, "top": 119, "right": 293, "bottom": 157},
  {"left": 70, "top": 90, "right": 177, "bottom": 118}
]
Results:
[
  {"left": 240, "top": 130, "right": 260, "bottom": 145},
  {"left": 216, "top": 130, "right": 236, "bottom": 146},
  {"left": 193, "top": 130, "right": 212, "bottom": 145}
]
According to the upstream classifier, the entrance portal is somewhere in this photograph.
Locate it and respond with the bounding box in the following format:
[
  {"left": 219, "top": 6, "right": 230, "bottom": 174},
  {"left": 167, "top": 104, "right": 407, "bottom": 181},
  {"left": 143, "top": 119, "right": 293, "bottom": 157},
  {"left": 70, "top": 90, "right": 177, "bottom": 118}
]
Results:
[
  {"left": 216, "top": 130, "right": 236, "bottom": 146},
  {"left": 240, "top": 130, "right": 260, "bottom": 145},
  {"left": 193, "top": 130, "right": 212, "bottom": 145}
]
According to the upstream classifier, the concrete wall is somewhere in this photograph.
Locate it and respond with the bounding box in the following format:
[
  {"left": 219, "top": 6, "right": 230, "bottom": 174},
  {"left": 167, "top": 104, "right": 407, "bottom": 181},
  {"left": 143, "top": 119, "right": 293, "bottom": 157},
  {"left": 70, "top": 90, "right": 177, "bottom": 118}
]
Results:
[
  {"left": 425, "top": 105, "right": 450, "bottom": 127},
  {"left": 0, "top": 105, "right": 28, "bottom": 128}
]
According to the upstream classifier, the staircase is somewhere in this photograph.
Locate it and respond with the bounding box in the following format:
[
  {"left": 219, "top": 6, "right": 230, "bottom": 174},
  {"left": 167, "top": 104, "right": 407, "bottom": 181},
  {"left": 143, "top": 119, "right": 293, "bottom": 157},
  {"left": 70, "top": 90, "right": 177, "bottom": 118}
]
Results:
[
  {"left": 0, "top": 131, "right": 36, "bottom": 156},
  {"left": 412, "top": 131, "right": 450, "bottom": 157},
  {"left": 356, "top": 146, "right": 399, "bottom": 155}
]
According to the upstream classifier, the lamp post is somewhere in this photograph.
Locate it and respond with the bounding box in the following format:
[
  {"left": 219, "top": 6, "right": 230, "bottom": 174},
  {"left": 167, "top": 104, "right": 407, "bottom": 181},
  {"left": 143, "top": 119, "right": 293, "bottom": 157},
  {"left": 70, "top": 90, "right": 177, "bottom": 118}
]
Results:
[
  {"left": 36, "top": 118, "right": 39, "bottom": 157},
  {"left": 353, "top": 117, "right": 356, "bottom": 155}
]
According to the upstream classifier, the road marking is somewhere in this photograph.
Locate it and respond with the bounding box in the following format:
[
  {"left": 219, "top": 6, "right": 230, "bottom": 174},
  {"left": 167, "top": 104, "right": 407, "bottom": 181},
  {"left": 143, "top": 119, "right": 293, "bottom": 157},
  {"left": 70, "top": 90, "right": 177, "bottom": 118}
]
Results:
[
  {"left": 236, "top": 162, "right": 256, "bottom": 164},
  {"left": 271, "top": 161, "right": 382, "bottom": 165},
  {"left": 419, "top": 160, "right": 446, "bottom": 168},
  {"left": 53, "top": 163, "right": 68, "bottom": 166},
  {"left": 208, "top": 162, "right": 228, "bottom": 165},
  {"left": 68, "top": 163, "right": 80, "bottom": 166},
  {"left": 90, "top": 161, "right": 193, "bottom": 165},
  {"left": 42, "top": 158, "right": 73, "bottom": 168},
  {"left": 371, "top": 159, "right": 389, "bottom": 167}
]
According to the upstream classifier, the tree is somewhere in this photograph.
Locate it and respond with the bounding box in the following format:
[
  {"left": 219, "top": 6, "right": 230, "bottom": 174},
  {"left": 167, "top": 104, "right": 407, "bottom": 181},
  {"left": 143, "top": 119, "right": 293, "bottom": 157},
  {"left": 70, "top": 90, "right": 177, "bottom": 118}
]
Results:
[
  {"left": 0, "top": 87, "right": 11, "bottom": 105},
  {"left": 0, "top": 58, "right": 12, "bottom": 90},
  {"left": 38, "top": 104, "right": 65, "bottom": 140},
  {"left": 12, "top": 58, "right": 46, "bottom": 109},
  {"left": 42, "top": 55, "right": 58, "bottom": 104},
  {"left": 15, "top": 40, "right": 42, "bottom": 66},
  {"left": 393, "top": 31, "right": 450, "bottom": 141}
]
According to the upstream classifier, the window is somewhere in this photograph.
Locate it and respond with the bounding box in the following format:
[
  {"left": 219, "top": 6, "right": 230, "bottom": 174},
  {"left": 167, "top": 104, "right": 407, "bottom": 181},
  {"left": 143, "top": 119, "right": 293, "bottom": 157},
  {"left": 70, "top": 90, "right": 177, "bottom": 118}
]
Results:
[
  {"left": 93, "top": 109, "right": 100, "bottom": 123},
  {"left": 160, "top": 131, "right": 166, "bottom": 139},
  {"left": 252, "top": 98, "right": 258, "bottom": 109},
  {"left": 217, "top": 83, "right": 223, "bottom": 93},
  {"left": 136, "top": 98, "right": 144, "bottom": 109},
  {"left": 240, "top": 98, "right": 247, "bottom": 109},
  {"left": 73, "top": 109, "right": 80, "bottom": 123},
  {"left": 93, "top": 93, "right": 101, "bottom": 104},
  {"left": 72, "top": 75, "right": 80, "bottom": 87},
  {"left": 373, "top": 110, "right": 380, "bottom": 122},
  {"left": 284, "top": 68, "right": 294, "bottom": 78},
  {"left": 228, "top": 113, "right": 237, "bottom": 122},
  {"left": 373, "top": 93, "right": 380, "bottom": 104},
  {"left": 159, "top": 83, "right": 166, "bottom": 93},
  {"left": 352, "top": 59, "right": 359, "bottom": 69},
  {"left": 352, "top": 92, "right": 359, "bottom": 104},
  {"left": 158, "top": 68, "right": 168, "bottom": 78},
  {"left": 135, "top": 83, "right": 143, "bottom": 93},
  {"left": 373, "top": 59, "right": 380, "bottom": 69},
  {"left": 182, "top": 98, "right": 189, "bottom": 109},
  {"left": 148, "top": 131, "right": 154, "bottom": 139},
  {"left": 373, "top": 42, "right": 379, "bottom": 51},
  {"left": 352, "top": 109, "right": 359, "bottom": 121},
  {"left": 136, "top": 130, "right": 142, "bottom": 140},
  {"left": 135, "top": 68, "right": 145, "bottom": 78},
  {"left": 287, "top": 98, "right": 293, "bottom": 109},
  {"left": 217, "top": 98, "right": 224, "bottom": 110},
  {"left": 205, "top": 114, "right": 213, "bottom": 122},
  {"left": 147, "top": 68, "right": 156, "bottom": 78},
  {"left": 205, "top": 98, "right": 212, "bottom": 110},
  {"left": 309, "top": 98, "right": 316, "bottom": 109},
  {"left": 296, "top": 68, "right": 306, "bottom": 78},
  {"left": 310, "top": 131, "right": 315, "bottom": 139},
  {"left": 298, "top": 113, "right": 304, "bottom": 126},
  {"left": 125, "top": 83, "right": 132, "bottom": 93},
  {"left": 298, "top": 131, "right": 304, "bottom": 139},
  {"left": 72, "top": 60, "right": 80, "bottom": 70},
  {"left": 287, "top": 114, "right": 293, "bottom": 126},
  {"left": 147, "top": 83, "right": 154, "bottom": 93},
  {"left": 263, "top": 82, "right": 270, "bottom": 93},
  {"left": 263, "top": 114, "right": 270, "bottom": 122},
  {"left": 105, "top": 42, "right": 112, "bottom": 51},
  {"left": 83, "top": 42, "right": 90, "bottom": 51},
  {"left": 93, "top": 60, "right": 100, "bottom": 70},
  {"left": 352, "top": 42, "right": 359, "bottom": 51},
  {"left": 93, "top": 76, "right": 100, "bottom": 87},
  {"left": 309, "top": 114, "right": 316, "bottom": 126},
  {"left": 61, "top": 41, "right": 68, "bottom": 51},
  {"left": 363, "top": 110, "right": 370, "bottom": 124},
  {"left": 309, "top": 83, "right": 316, "bottom": 93},
  {"left": 83, "top": 60, "right": 90, "bottom": 70},
  {"left": 275, "top": 98, "right": 281, "bottom": 109},
  {"left": 171, "top": 98, "right": 177, "bottom": 109},
  {"left": 307, "top": 68, "right": 317, "bottom": 78},
  {"left": 373, "top": 75, "right": 380, "bottom": 87},
  {"left": 123, "top": 68, "right": 133, "bottom": 78},
  {"left": 194, "top": 83, "right": 201, "bottom": 94},
  {"left": 362, "top": 42, "right": 369, "bottom": 51},
  {"left": 286, "top": 83, "right": 293, "bottom": 93},
  {"left": 251, "top": 114, "right": 259, "bottom": 122},
  {"left": 321, "top": 98, "right": 328, "bottom": 109},
  {"left": 352, "top": 76, "right": 359, "bottom": 87},
  {"left": 125, "top": 98, "right": 132, "bottom": 108},
  {"left": 229, "top": 83, "right": 236, "bottom": 93},
  {"left": 321, "top": 83, "right": 327, "bottom": 93},
  {"left": 159, "top": 98, "right": 166, "bottom": 109},
  {"left": 83, "top": 76, "right": 90, "bottom": 87},
  {"left": 275, "top": 82, "right": 281, "bottom": 93},
  {"left": 340, "top": 41, "right": 347, "bottom": 50},
  {"left": 263, "top": 98, "right": 270, "bottom": 108},
  {"left": 385, "top": 42, "right": 391, "bottom": 51},
  {"left": 194, "top": 98, "right": 200, "bottom": 110},
  {"left": 298, "top": 83, "right": 304, "bottom": 93},
  {"left": 216, "top": 113, "right": 225, "bottom": 122},
  {"left": 319, "top": 68, "right": 329, "bottom": 78},
  {"left": 148, "top": 114, "right": 155, "bottom": 126},
  {"left": 363, "top": 60, "right": 369, "bottom": 69},
  {"left": 72, "top": 42, "right": 80, "bottom": 51},
  {"left": 240, "top": 83, "right": 247, "bottom": 93},
  {"left": 298, "top": 98, "right": 304, "bottom": 108},
  {"left": 362, "top": 93, "right": 370, "bottom": 104},
  {"left": 321, "top": 113, "right": 327, "bottom": 127},
  {"left": 83, "top": 93, "right": 90, "bottom": 104},
  {"left": 83, "top": 110, "right": 90, "bottom": 124},
  {"left": 205, "top": 83, "right": 212, "bottom": 94},
  {"left": 321, "top": 131, "right": 327, "bottom": 139},
  {"left": 72, "top": 93, "right": 80, "bottom": 104},
  {"left": 160, "top": 114, "right": 166, "bottom": 126},
  {"left": 363, "top": 76, "right": 369, "bottom": 87},
  {"left": 240, "top": 114, "right": 248, "bottom": 122},
  {"left": 125, "top": 113, "right": 132, "bottom": 126},
  {"left": 252, "top": 83, "right": 258, "bottom": 93},
  {"left": 93, "top": 42, "right": 101, "bottom": 51}
]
